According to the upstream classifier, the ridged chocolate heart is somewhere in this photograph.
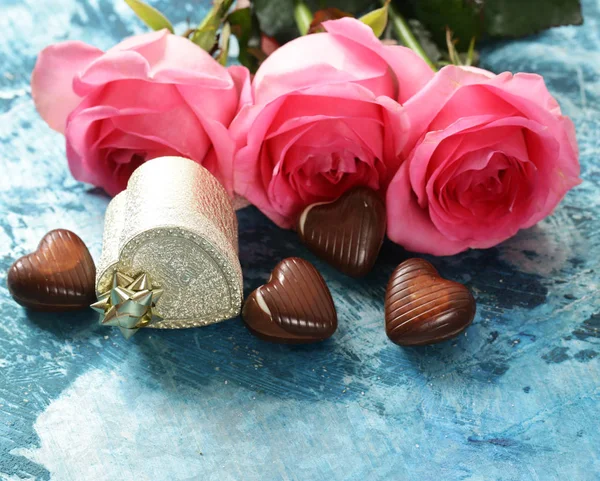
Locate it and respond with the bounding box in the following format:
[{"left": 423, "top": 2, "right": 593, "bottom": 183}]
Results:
[
  {"left": 297, "top": 187, "right": 386, "bottom": 277},
  {"left": 242, "top": 257, "right": 337, "bottom": 343},
  {"left": 385, "top": 258, "right": 476, "bottom": 346},
  {"left": 7, "top": 229, "right": 96, "bottom": 311}
]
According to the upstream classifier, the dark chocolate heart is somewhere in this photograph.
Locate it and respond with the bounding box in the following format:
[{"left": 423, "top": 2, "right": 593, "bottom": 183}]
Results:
[
  {"left": 7, "top": 229, "right": 96, "bottom": 311},
  {"left": 297, "top": 187, "right": 386, "bottom": 277},
  {"left": 242, "top": 257, "right": 337, "bottom": 343},
  {"left": 385, "top": 258, "right": 476, "bottom": 346}
]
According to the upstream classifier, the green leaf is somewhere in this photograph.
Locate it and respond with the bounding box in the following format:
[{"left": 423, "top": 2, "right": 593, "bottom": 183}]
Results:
[
  {"left": 124, "top": 0, "right": 174, "bottom": 33},
  {"left": 228, "top": 7, "right": 263, "bottom": 72},
  {"left": 255, "top": 0, "right": 583, "bottom": 50},
  {"left": 395, "top": 0, "right": 582, "bottom": 50},
  {"left": 406, "top": 18, "right": 443, "bottom": 66},
  {"left": 294, "top": 0, "right": 313, "bottom": 35},
  {"left": 217, "top": 22, "right": 232, "bottom": 66},
  {"left": 465, "top": 36, "right": 476, "bottom": 66},
  {"left": 484, "top": 0, "right": 583, "bottom": 37},
  {"left": 359, "top": 0, "right": 389, "bottom": 38},
  {"left": 191, "top": 0, "right": 235, "bottom": 51},
  {"left": 254, "top": 0, "right": 375, "bottom": 43},
  {"left": 389, "top": 4, "right": 437, "bottom": 70},
  {"left": 398, "top": 0, "right": 484, "bottom": 51}
]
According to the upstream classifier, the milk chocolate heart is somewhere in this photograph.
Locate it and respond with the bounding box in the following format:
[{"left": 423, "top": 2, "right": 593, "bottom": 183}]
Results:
[
  {"left": 7, "top": 229, "right": 96, "bottom": 311},
  {"left": 297, "top": 187, "right": 386, "bottom": 277},
  {"left": 242, "top": 257, "right": 337, "bottom": 343},
  {"left": 385, "top": 258, "right": 476, "bottom": 346}
]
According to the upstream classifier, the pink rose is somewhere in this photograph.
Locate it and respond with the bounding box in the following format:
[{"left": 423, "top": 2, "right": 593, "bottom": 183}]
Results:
[
  {"left": 231, "top": 18, "right": 434, "bottom": 228},
  {"left": 387, "top": 65, "right": 581, "bottom": 256},
  {"left": 31, "top": 29, "right": 250, "bottom": 196}
]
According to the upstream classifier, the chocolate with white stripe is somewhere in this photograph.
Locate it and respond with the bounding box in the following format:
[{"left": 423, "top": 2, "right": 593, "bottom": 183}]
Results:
[
  {"left": 297, "top": 187, "right": 386, "bottom": 277},
  {"left": 385, "top": 258, "right": 476, "bottom": 346},
  {"left": 7, "top": 229, "right": 96, "bottom": 311},
  {"left": 242, "top": 257, "right": 337, "bottom": 343}
]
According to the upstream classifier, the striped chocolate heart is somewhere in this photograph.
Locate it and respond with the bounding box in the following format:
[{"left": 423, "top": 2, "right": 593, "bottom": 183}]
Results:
[
  {"left": 242, "top": 257, "right": 337, "bottom": 343},
  {"left": 7, "top": 229, "right": 96, "bottom": 311},
  {"left": 385, "top": 258, "right": 476, "bottom": 346},
  {"left": 297, "top": 187, "right": 386, "bottom": 277}
]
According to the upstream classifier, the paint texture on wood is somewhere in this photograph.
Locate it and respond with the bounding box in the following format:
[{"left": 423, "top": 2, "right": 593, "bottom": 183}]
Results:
[{"left": 0, "top": 0, "right": 599, "bottom": 480}]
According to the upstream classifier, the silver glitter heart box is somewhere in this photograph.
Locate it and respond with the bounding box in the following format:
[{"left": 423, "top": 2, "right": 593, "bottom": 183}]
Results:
[{"left": 96, "top": 156, "right": 243, "bottom": 331}]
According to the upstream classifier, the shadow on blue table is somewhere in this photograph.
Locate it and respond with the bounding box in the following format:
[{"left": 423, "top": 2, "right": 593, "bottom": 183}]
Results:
[
  {"left": 25, "top": 310, "right": 98, "bottom": 338},
  {"left": 18, "top": 204, "right": 554, "bottom": 405}
]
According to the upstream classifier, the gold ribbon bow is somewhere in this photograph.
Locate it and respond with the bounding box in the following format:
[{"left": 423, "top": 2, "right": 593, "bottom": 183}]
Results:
[{"left": 91, "top": 272, "right": 163, "bottom": 339}]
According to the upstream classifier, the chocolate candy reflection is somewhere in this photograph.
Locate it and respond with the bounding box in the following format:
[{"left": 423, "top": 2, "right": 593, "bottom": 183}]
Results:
[
  {"left": 243, "top": 257, "right": 337, "bottom": 343},
  {"left": 297, "top": 187, "right": 386, "bottom": 277},
  {"left": 7, "top": 229, "right": 96, "bottom": 311},
  {"left": 385, "top": 258, "right": 476, "bottom": 346}
]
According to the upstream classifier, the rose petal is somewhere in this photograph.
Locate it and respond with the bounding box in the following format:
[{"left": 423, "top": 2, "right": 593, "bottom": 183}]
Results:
[
  {"left": 265, "top": 91, "right": 383, "bottom": 138},
  {"left": 488, "top": 71, "right": 562, "bottom": 115},
  {"left": 287, "top": 154, "right": 380, "bottom": 203},
  {"left": 73, "top": 50, "right": 151, "bottom": 96},
  {"left": 150, "top": 33, "right": 234, "bottom": 86},
  {"left": 428, "top": 84, "right": 520, "bottom": 132},
  {"left": 66, "top": 103, "right": 120, "bottom": 179},
  {"left": 90, "top": 81, "right": 211, "bottom": 161},
  {"left": 108, "top": 28, "right": 167, "bottom": 53},
  {"left": 228, "top": 64, "right": 253, "bottom": 112},
  {"left": 65, "top": 86, "right": 208, "bottom": 192},
  {"left": 95, "top": 128, "right": 169, "bottom": 151},
  {"left": 428, "top": 151, "right": 522, "bottom": 242},
  {"left": 86, "top": 79, "right": 184, "bottom": 112},
  {"left": 386, "top": 161, "right": 469, "bottom": 255},
  {"left": 111, "top": 108, "right": 209, "bottom": 163},
  {"left": 429, "top": 124, "right": 531, "bottom": 194},
  {"left": 232, "top": 98, "right": 287, "bottom": 203},
  {"left": 426, "top": 119, "right": 561, "bottom": 243},
  {"left": 31, "top": 41, "right": 103, "bottom": 133},
  {"left": 253, "top": 18, "right": 434, "bottom": 106},
  {"left": 484, "top": 82, "right": 580, "bottom": 184},
  {"left": 192, "top": 116, "right": 237, "bottom": 195},
  {"left": 322, "top": 17, "right": 435, "bottom": 103},
  {"left": 403, "top": 65, "right": 495, "bottom": 152},
  {"left": 408, "top": 114, "right": 500, "bottom": 204},
  {"left": 252, "top": 26, "right": 395, "bottom": 104},
  {"left": 75, "top": 33, "right": 232, "bottom": 95},
  {"left": 405, "top": 65, "right": 579, "bottom": 185}
]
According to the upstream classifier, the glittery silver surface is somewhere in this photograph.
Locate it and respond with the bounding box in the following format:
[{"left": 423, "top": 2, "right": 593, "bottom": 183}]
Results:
[
  {"left": 96, "top": 157, "right": 243, "bottom": 329},
  {"left": 96, "top": 192, "right": 126, "bottom": 290}
]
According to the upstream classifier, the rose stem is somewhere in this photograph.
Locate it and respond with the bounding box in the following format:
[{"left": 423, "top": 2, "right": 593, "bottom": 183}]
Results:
[{"left": 387, "top": 4, "right": 437, "bottom": 72}]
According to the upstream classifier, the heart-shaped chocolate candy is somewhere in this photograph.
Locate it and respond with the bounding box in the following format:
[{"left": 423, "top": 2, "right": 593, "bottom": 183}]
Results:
[
  {"left": 242, "top": 257, "right": 337, "bottom": 343},
  {"left": 7, "top": 229, "right": 96, "bottom": 311},
  {"left": 385, "top": 258, "right": 476, "bottom": 346},
  {"left": 297, "top": 187, "right": 386, "bottom": 277}
]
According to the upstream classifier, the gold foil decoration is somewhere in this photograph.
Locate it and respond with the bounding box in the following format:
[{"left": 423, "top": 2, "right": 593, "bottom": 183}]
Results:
[
  {"left": 95, "top": 156, "right": 243, "bottom": 338},
  {"left": 91, "top": 272, "right": 164, "bottom": 339}
]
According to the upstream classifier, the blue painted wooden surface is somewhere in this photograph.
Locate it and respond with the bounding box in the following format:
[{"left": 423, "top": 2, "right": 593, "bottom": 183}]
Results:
[{"left": 1, "top": 1, "right": 599, "bottom": 479}]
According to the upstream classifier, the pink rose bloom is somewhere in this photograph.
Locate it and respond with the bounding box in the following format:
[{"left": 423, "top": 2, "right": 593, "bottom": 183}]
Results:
[
  {"left": 31, "top": 29, "right": 250, "bottom": 196},
  {"left": 387, "top": 65, "right": 581, "bottom": 256},
  {"left": 231, "top": 18, "right": 434, "bottom": 228}
]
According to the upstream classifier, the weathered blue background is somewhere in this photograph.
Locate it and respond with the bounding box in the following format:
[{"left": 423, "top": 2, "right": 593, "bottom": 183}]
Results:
[{"left": 1, "top": 0, "right": 599, "bottom": 479}]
